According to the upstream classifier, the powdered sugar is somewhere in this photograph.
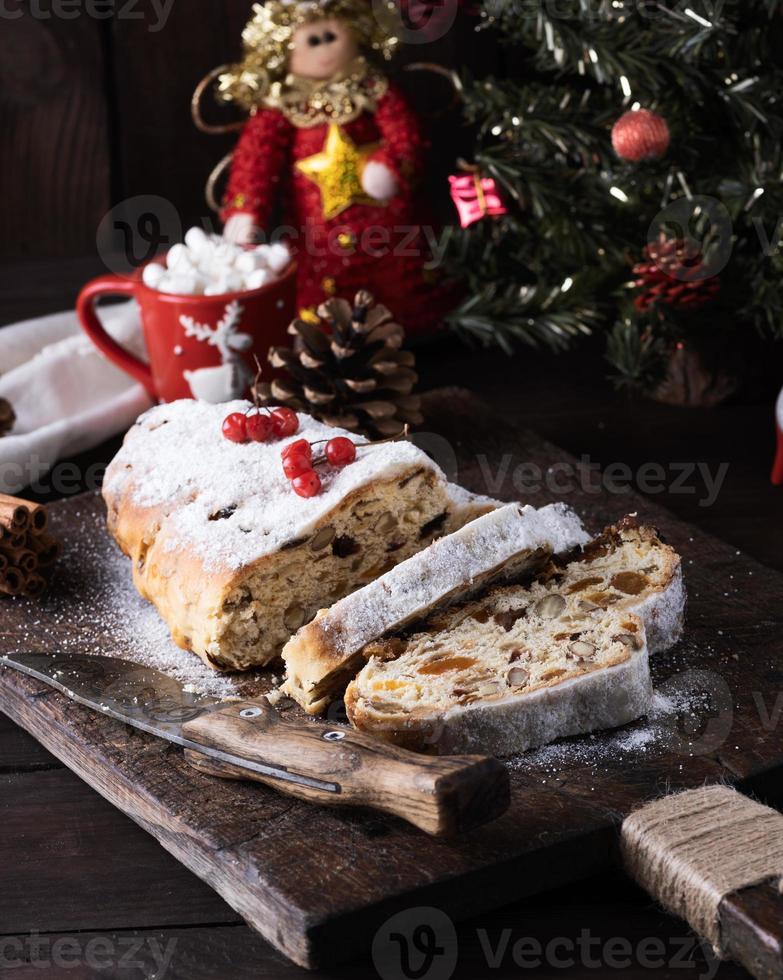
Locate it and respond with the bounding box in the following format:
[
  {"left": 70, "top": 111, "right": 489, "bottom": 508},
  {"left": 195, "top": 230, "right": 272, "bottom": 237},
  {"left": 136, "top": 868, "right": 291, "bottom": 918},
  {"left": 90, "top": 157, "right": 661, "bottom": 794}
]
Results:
[
  {"left": 505, "top": 688, "right": 696, "bottom": 771},
  {"left": 2, "top": 501, "right": 268, "bottom": 700},
  {"left": 103, "top": 400, "right": 445, "bottom": 571},
  {"left": 313, "top": 502, "right": 589, "bottom": 657}
]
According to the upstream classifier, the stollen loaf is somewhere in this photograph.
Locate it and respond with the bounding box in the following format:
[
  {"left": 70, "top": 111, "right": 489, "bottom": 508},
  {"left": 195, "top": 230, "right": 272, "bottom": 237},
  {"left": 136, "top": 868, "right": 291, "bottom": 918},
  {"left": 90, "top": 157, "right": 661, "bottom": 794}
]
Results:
[{"left": 102, "top": 400, "right": 487, "bottom": 670}]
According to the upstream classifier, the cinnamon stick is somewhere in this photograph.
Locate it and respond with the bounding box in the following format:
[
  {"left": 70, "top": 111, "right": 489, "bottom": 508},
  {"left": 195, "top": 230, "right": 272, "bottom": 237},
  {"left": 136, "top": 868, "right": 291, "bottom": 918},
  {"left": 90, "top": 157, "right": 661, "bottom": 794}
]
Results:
[
  {"left": 0, "top": 494, "right": 31, "bottom": 533},
  {"left": 25, "top": 502, "right": 48, "bottom": 535},
  {"left": 22, "top": 574, "right": 47, "bottom": 599},
  {"left": 0, "top": 546, "right": 37, "bottom": 574},
  {"left": 0, "top": 567, "right": 23, "bottom": 596},
  {"left": 28, "top": 533, "right": 62, "bottom": 567}
]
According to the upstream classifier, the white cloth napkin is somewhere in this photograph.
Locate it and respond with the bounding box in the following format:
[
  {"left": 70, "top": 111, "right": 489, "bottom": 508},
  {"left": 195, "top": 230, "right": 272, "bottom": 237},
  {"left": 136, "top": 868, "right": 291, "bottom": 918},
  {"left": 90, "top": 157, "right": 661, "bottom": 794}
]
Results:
[{"left": 0, "top": 303, "right": 153, "bottom": 494}]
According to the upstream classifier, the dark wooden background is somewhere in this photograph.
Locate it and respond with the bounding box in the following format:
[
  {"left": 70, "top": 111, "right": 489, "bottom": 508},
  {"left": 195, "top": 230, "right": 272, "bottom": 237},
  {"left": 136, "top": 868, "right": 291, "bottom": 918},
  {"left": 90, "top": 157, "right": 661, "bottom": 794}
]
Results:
[
  {"left": 1, "top": 4, "right": 782, "bottom": 978},
  {"left": 0, "top": 0, "right": 490, "bottom": 261}
]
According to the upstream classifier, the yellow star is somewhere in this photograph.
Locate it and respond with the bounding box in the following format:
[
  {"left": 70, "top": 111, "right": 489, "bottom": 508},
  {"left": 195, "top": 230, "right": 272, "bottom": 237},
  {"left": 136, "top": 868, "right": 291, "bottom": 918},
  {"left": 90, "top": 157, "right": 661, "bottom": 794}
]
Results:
[{"left": 296, "top": 123, "right": 381, "bottom": 220}]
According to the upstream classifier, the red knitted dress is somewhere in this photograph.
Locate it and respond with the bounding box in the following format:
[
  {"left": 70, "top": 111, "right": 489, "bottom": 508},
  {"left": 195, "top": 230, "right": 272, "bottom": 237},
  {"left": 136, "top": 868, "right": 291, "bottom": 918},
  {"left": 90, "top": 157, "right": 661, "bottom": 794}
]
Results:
[{"left": 222, "top": 80, "right": 455, "bottom": 335}]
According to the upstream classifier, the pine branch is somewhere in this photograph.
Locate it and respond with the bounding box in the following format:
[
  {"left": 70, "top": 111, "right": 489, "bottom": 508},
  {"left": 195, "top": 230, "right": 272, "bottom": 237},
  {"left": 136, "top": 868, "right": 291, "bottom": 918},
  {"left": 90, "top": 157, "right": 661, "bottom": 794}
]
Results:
[
  {"left": 605, "top": 317, "right": 668, "bottom": 392},
  {"left": 445, "top": 281, "right": 602, "bottom": 354}
]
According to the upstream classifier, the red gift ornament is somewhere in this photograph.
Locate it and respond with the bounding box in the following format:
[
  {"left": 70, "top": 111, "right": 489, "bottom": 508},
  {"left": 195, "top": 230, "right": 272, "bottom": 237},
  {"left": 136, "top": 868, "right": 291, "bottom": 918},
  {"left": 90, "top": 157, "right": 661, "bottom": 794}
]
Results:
[
  {"left": 449, "top": 173, "right": 507, "bottom": 228},
  {"left": 611, "top": 108, "right": 670, "bottom": 162}
]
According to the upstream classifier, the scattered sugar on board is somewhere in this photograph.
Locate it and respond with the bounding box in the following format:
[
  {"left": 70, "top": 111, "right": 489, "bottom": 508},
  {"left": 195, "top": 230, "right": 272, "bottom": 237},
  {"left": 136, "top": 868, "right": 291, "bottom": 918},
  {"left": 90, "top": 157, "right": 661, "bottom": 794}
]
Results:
[
  {"left": 505, "top": 688, "right": 701, "bottom": 774},
  {"left": 5, "top": 502, "right": 272, "bottom": 700}
]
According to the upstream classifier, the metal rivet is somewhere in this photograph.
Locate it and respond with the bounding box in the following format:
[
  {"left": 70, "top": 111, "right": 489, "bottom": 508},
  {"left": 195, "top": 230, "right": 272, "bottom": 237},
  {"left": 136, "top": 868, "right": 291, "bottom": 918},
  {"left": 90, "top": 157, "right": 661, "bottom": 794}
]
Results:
[
  {"left": 240, "top": 707, "right": 263, "bottom": 719},
  {"left": 322, "top": 730, "right": 346, "bottom": 742}
]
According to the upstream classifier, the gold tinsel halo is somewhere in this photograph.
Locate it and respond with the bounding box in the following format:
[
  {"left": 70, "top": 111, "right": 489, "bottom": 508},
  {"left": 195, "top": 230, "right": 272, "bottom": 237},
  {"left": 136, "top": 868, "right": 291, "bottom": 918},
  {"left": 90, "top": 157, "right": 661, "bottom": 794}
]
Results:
[{"left": 218, "top": 0, "right": 400, "bottom": 112}]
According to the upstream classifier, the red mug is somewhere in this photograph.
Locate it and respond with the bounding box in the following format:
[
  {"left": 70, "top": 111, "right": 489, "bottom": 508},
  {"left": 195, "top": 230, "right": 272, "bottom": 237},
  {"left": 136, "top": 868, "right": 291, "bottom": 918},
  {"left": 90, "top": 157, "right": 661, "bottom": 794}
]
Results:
[{"left": 76, "top": 260, "right": 298, "bottom": 403}]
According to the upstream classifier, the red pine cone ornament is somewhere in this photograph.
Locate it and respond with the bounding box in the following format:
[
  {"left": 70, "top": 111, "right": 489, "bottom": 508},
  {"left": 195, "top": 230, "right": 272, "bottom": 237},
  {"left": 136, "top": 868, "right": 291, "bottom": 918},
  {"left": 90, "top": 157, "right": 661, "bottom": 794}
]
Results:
[
  {"left": 633, "top": 237, "right": 720, "bottom": 313},
  {"left": 612, "top": 109, "right": 670, "bottom": 162}
]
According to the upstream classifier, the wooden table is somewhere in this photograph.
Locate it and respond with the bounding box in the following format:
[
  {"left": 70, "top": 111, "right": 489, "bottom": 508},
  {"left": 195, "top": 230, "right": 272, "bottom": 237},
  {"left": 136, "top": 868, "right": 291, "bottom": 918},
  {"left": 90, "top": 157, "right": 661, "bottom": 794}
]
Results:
[{"left": 1, "top": 256, "right": 780, "bottom": 978}]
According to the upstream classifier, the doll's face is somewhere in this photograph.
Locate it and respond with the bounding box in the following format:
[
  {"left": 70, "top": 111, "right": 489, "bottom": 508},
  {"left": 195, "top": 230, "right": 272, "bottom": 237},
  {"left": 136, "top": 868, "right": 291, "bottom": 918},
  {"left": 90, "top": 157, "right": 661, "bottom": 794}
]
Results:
[{"left": 289, "top": 19, "right": 359, "bottom": 79}]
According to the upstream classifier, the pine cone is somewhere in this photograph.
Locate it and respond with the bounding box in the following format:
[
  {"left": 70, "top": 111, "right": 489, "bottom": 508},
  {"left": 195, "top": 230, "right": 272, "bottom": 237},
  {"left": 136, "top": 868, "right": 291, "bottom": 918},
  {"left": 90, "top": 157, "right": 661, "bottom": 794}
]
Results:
[
  {"left": 0, "top": 398, "right": 14, "bottom": 438},
  {"left": 633, "top": 236, "right": 720, "bottom": 313},
  {"left": 255, "top": 291, "right": 423, "bottom": 439}
]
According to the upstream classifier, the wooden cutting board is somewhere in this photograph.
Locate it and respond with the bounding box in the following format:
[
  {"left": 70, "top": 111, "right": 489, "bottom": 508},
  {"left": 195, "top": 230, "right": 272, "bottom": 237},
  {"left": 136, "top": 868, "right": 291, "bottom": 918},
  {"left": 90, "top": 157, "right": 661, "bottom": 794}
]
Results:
[{"left": 1, "top": 389, "right": 782, "bottom": 970}]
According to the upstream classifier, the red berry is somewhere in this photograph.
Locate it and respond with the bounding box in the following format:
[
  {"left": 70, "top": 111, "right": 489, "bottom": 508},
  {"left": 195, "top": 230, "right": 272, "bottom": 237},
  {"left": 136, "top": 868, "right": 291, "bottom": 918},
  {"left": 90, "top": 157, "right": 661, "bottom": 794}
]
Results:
[
  {"left": 245, "top": 412, "right": 273, "bottom": 442},
  {"left": 222, "top": 412, "right": 248, "bottom": 443},
  {"left": 281, "top": 438, "right": 312, "bottom": 462},
  {"left": 271, "top": 407, "right": 299, "bottom": 437},
  {"left": 325, "top": 437, "right": 357, "bottom": 467},
  {"left": 282, "top": 453, "right": 312, "bottom": 479},
  {"left": 292, "top": 469, "right": 321, "bottom": 498}
]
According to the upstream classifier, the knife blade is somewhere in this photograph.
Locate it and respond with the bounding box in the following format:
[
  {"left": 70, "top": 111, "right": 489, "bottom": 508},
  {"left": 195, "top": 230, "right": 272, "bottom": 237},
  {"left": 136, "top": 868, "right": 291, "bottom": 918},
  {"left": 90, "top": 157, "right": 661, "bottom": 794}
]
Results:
[{"left": 0, "top": 651, "right": 510, "bottom": 836}]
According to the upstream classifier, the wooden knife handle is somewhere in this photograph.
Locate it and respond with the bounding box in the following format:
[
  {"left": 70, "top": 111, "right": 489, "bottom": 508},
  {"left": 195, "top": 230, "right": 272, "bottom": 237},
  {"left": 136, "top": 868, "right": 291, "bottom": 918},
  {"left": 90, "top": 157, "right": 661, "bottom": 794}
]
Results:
[
  {"left": 181, "top": 700, "right": 509, "bottom": 836},
  {"left": 718, "top": 880, "right": 783, "bottom": 980}
]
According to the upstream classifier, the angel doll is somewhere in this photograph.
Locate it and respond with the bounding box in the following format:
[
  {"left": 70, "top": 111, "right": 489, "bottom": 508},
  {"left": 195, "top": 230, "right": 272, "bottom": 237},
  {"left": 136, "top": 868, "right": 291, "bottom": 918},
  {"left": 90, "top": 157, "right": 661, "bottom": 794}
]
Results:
[{"left": 215, "top": 0, "right": 457, "bottom": 333}]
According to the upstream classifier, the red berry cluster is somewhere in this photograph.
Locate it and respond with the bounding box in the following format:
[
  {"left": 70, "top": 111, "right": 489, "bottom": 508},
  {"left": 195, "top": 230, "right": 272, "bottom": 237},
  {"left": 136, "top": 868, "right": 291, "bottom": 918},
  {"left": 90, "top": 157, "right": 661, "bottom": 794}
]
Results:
[
  {"left": 222, "top": 406, "right": 299, "bottom": 444},
  {"left": 281, "top": 436, "right": 357, "bottom": 498}
]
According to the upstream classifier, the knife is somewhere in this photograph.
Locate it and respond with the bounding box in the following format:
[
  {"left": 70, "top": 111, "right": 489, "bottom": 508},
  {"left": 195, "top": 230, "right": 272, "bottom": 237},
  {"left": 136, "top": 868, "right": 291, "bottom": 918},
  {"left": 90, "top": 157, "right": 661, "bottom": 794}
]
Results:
[{"left": 0, "top": 652, "right": 510, "bottom": 836}]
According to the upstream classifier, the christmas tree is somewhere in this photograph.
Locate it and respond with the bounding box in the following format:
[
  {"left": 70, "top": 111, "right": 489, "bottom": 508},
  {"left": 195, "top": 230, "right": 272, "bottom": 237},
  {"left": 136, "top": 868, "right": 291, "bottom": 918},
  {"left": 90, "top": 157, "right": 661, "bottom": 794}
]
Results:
[{"left": 445, "top": 1, "right": 783, "bottom": 401}]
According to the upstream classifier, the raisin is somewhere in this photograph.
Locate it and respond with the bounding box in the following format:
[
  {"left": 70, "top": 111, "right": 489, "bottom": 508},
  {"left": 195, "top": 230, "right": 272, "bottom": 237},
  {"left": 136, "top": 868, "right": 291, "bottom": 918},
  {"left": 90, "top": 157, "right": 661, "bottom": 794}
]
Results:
[
  {"left": 209, "top": 505, "right": 237, "bottom": 521},
  {"left": 332, "top": 535, "right": 360, "bottom": 558},
  {"left": 494, "top": 608, "right": 527, "bottom": 632},
  {"left": 419, "top": 511, "right": 447, "bottom": 539}
]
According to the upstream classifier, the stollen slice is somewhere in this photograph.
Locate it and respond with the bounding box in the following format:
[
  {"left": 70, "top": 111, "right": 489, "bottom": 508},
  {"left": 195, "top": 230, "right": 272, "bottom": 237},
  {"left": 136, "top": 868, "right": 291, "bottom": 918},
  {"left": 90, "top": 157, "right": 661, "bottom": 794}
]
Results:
[
  {"left": 345, "top": 586, "right": 652, "bottom": 757},
  {"left": 282, "top": 502, "right": 590, "bottom": 714},
  {"left": 541, "top": 516, "right": 684, "bottom": 654},
  {"left": 344, "top": 518, "right": 683, "bottom": 756}
]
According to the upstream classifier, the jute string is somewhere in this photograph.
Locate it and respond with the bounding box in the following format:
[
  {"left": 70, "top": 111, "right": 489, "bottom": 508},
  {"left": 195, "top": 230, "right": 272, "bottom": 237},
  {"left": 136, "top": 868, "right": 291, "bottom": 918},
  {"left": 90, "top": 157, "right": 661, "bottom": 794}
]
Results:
[{"left": 621, "top": 785, "right": 783, "bottom": 954}]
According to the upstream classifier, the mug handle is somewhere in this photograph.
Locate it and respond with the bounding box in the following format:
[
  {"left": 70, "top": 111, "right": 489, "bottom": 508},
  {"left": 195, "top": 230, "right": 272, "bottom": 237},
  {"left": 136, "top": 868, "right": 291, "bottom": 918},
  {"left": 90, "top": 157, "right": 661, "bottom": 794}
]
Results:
[{"left": 76, "top": 275, "right": 156, "bottom": 399}]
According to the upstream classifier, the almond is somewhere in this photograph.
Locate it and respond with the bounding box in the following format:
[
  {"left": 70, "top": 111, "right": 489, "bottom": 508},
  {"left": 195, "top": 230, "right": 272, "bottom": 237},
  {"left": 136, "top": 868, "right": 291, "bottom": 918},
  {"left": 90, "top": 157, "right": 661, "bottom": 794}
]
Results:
[
  {"left": 310, "top": 525, "right": 335, "bottom": 551},
  {"left": 569, "top": 640, "right": 596, "bottom": 659},
  {"left": 533, "top": 594, "right": 566, "bottom": 619},
  {"left": 375, "top": 511, "right": 398, "bottom": 534},
  {"left": 283, "top": 604, "right": 306, "bottom": 632},
  {"left": 506, "top": 666, "right": 530, "bottom": 688}
]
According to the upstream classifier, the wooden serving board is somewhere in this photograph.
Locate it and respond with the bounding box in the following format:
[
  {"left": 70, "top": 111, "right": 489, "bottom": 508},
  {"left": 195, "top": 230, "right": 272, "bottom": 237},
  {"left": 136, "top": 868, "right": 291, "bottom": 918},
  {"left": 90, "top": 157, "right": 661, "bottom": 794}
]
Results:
[{"left": 1, "top": 389, "right": 782, "bottom": 970}]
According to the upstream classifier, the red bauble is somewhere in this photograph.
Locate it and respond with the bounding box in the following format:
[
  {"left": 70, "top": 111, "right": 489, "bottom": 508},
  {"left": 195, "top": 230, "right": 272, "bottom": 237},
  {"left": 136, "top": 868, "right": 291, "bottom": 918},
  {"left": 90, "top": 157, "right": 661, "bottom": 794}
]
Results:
[{"left": 611, "top": 109, "right": 670, "bottom": 162}]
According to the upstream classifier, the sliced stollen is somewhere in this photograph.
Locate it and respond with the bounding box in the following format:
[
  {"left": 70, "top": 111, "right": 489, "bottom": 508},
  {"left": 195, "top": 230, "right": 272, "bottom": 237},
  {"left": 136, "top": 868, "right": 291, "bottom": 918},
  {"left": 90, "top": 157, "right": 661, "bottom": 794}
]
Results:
[
  {"left": 344, "top": 518, "right": 683, "bottom": 755},
  {"left": 282, "top": 502, "right": 590, "bottom": 714},
  {"left": 102, "top": 400, "right": 485, "bottom": 672},
  {"left": 541, "top": 516, "right": 685, "bottom": 654},
  {"left": 442, "top": 483, "right": 501, "bottom": 529},
  {"left": 345, "top": 590, "right": 652, "bottom": 757}
]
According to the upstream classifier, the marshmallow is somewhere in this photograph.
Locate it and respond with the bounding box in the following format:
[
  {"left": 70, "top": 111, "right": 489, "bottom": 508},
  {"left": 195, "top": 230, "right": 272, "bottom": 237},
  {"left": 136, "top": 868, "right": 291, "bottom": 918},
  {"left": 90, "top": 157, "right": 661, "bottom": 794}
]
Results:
[
  {"left": 147, "top": 229, "right": 290, "bottom": 296},
  {"left": 266, "top": 243, "right": 290, "bottom": 274},
  {"left": 142, "top": 262, "right": 166, "bottom": 288},
  {"left": 206, "top": 271, "right": 244, "bottom": 296},
  {"left": 184, "top": 226, "right": 210, "bottom": 255},
  {"left": 158, "top": 272, "right": 206, "bottom": 295},
  {"left": 235, "top": 250, "right": 269, "bottom": 274},
  {"left": 245, "top": 268, "right": 271, "bottom": 291}
]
